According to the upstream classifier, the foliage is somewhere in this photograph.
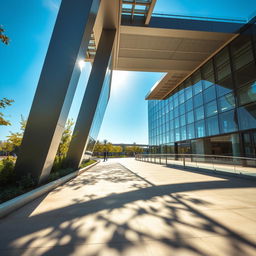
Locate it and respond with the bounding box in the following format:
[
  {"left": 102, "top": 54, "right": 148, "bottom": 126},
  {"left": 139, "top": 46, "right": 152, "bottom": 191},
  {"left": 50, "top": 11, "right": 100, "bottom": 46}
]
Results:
[
  {"left": 51, "top": 119, "right": 74, "bottom": 172},
  {"left": 0, "top": 141, "right": 14, "bottom": 155},
  {"left": 125, "top": 145, "right": 143, "bottom": 155},
  {"left": 48, "top": 167, "right": 74, "bottom": 182},
  {"left": 0, "top": 26, "right": 9, "bottom": 45},
  {"left": 0, "top": 157, "right": 15, "bottom": 186},
  {"left": 7, "top": 115, "right": 26, "bottom": 148},
  {"left": 56, "top": 119, "right": 74, "bottom": 157},
  {"left": 0, "top": 98, "right": 14, "bottom": 126},
  {"left": 93, "top": 141, "right": 123, "bottom": 154},
  {"left": 80, "top": 159, "right": 96, "bottom": 168},
  {"left": 0, "top": 116, "right": 27, "bottom": 155}
]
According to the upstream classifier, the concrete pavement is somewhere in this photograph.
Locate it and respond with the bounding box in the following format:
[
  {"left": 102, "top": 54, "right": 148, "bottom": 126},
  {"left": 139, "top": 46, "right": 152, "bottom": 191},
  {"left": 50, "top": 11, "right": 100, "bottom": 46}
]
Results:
[{"left": 0, "top": 158, "right": 256, "bottom": 256}]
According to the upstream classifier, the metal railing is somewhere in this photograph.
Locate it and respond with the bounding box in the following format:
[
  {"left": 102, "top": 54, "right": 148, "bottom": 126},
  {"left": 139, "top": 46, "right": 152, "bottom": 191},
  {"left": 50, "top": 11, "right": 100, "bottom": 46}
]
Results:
[{"left": 135, "top": 154, "right": 256, "bottom": 177}]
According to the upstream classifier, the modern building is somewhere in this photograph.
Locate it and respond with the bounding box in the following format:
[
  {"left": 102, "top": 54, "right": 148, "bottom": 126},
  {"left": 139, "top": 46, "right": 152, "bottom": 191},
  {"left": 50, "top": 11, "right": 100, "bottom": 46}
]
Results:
[
  {"left": 148, "top": 18, "right": 256, "bottom": 158},
  {"left": 13, "top": 0, "right": 256, "bottom": 183}
]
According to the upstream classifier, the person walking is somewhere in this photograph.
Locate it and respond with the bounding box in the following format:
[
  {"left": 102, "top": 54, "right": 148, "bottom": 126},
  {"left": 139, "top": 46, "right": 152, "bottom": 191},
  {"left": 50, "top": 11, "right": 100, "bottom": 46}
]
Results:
[{"left": 103, "top": 151, "right": 108, "bottom": 162}]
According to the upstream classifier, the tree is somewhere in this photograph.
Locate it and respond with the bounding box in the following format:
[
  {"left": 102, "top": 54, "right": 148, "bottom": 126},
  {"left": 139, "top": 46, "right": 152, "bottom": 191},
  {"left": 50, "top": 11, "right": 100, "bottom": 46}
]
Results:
[
  {"left": 93, "top": 141, "right": 104, "bottom": 154},
  {"left": 57, "top": 119, "right": 74, "bottom": 157},
  {"left": 5, "top": 115, "right": 27, "bottom": 155},
  {"left": 0, "top": 98, "right": 14, "bottom": 126},
  {"left": 0, "top": 141, "right": 13, "bottom": 155},
  {"left": 0, "top": 26, "right": 9, "bottom": 45}
]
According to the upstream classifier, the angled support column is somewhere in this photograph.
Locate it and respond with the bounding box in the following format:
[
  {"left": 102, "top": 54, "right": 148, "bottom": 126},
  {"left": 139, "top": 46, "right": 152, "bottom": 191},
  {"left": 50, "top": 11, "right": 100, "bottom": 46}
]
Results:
[
  {"left": 15, "top": 0, "right": 101, "bottom": 184},
  {"left": 66, "top": 29, "right": 116, "bottom": 169}
]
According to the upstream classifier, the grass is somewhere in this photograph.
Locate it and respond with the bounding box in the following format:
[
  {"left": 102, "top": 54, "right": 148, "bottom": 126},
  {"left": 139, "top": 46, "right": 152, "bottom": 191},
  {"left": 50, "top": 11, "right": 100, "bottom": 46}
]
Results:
[{"left": 80, "top": 159, "right": 96, "bottom": 168}]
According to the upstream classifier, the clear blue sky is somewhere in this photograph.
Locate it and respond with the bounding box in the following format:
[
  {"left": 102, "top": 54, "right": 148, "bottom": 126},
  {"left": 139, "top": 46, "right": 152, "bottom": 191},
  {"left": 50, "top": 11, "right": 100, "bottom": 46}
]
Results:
[{"left": 0, "top": 0, "right": 255, "bottom": 144}]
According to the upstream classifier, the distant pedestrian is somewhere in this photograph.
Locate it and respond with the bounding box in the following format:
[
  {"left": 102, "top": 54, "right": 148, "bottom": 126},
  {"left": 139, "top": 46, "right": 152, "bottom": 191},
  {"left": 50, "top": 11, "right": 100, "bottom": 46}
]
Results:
[{"left": 103, "top": 151, "right": 108, "bottom": 162}]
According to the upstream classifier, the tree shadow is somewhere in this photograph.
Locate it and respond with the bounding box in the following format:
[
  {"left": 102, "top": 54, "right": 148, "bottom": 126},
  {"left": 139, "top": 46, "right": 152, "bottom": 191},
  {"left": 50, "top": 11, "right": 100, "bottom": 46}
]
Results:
[{"left": 0, "top": 162, "right": 256, "bottom": 256}]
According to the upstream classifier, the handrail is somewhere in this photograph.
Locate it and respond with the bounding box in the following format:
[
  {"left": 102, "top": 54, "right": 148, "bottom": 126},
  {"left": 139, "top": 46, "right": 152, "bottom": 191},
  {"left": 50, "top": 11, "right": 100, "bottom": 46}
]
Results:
[
  {"left": 135, "top": 153, "right": 256, "bottom": 178},
  {"left": 136, "top": 153, "right": 256, "bottom": 161}
]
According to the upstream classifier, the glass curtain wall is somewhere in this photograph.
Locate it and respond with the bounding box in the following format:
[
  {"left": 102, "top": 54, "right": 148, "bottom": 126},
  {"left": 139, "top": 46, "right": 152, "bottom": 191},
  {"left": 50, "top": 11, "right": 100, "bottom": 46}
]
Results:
[{"left": 148, "top": 20, "right": 256, "bottom": 157}]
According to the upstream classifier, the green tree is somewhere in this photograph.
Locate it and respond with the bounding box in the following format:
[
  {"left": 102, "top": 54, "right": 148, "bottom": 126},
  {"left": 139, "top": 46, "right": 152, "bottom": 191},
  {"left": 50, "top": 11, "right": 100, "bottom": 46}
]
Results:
[
  {"left": 0, "top": 141, "right": 14, "bottom": 155},
  {"left": 57, "top": 119, "right": 74, "bottom": 157},
  {"left": 0, "top": 26, "right": 9, "bottom": 45},
  {"left": 7, "top": 116, "right": 26, "bottom": 150},
  {"left": 93, "top": 141, "right": 104, "bottom": 154},
  {"left": 0, "top": 98, "right": 14, "bottom": 126}
]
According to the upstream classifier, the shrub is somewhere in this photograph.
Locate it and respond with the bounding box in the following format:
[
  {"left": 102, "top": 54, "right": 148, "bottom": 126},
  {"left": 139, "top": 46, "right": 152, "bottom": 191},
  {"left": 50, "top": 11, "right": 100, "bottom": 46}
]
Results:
[{"left": 0, "top": 157, "right": 15, "bottom": 186}]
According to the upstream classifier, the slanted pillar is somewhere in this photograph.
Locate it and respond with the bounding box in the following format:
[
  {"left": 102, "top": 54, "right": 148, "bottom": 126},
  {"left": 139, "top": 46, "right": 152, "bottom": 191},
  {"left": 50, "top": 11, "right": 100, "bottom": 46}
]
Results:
[
  {"left": 66, "top": 29, "right": 116, "bottom": 169},
  {"left": 15, "top": 0, "right": 101, "bottom": 184}
]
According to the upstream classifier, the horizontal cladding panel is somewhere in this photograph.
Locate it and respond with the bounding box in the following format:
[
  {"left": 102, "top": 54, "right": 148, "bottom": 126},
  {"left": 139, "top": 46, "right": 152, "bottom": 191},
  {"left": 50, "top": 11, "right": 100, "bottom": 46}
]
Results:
[
  {"left": 120, "top": 26, "right": 236, "bottom": 40},
  {"left": 119, "top": 33, "right": 226, "bottom": 53},
  {"left": 117, "top": 57, "right": 201, "bottom": 72},
  {"left": 119, "top": 48, "right": 209, "bottom": 62}
]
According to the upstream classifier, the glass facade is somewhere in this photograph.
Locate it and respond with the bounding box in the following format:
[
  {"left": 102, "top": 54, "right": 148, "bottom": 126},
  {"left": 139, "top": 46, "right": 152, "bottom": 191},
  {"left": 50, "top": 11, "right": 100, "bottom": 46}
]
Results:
[
  {"left": 148, "top": 21, "right": 256, "bottom": 157},
  {"left": 85, "top": 66, "right": 112, "bottom": 155}
]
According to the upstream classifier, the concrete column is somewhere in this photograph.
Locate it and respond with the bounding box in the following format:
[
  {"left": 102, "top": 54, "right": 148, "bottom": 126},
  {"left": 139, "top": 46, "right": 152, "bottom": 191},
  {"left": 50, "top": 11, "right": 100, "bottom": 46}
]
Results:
[
  {"left": 231, "top": 134, "right": 240, "bottom": 157},
  {"left": 66, "top": 29, "right": 116, "bottom": 169},
  {"left": 15, "top": 0, "right": 101, "bottom": 184}
]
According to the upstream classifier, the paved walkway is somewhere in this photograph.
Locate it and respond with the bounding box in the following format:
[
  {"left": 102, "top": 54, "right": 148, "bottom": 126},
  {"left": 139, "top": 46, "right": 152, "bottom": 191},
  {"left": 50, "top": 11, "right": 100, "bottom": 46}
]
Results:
[{"left": 0, "top": 158, "right": 256, "bottom": 256}]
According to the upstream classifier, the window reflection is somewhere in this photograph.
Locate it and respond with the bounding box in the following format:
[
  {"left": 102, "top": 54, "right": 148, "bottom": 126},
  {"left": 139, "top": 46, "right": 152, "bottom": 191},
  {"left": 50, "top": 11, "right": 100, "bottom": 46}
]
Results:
[
  {"left": 206, "top": 116, "right": 219, "bottom": 136},
  {"left": 218, "top": 93, "right": 235, "bottom": 112},
  {"left": 219, "top": 110, "right": 238, "bottom": 133},
  {"left": 238, "top": 103, "right": 256, "bottom": 130}
]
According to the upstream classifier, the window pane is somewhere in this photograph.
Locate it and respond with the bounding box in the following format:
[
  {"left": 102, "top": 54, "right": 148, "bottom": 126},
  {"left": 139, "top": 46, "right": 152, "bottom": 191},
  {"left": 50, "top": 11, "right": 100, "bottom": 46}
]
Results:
[
  {"left": 174, "top": 107, "right": 179, "bottom": 118},
  {"left": 194, "top": 93, "right": 203, "bottom": 108},
  {"left": 174, "top": 95, "right": 179, "bottom": 107},
  {"left": 206, "top": 116, "right": 220, "bottom": 136},
  {"left": 237, "top": 82, "right": 256, "bottom": 106},
  {"left": 219, "top": 110, "right": 238, "bottom": 133},
  {"left": 238, "top": 103, "right": 256, "bottom": 130},
  {"left": 179, "top": 91, "right": 185, "bottom": 104},
  {"left": 187, "top": 123, "right": 195, "bottom": 139},
  {"left": 174, "top": 117, "right": 180, "bottom": 128},
  {"left": 216, "top": 76, "right": 234, "bottom": 97},
  {"left": 215, "top": 47, "right": 231, "bottom": 81},
  {"left": 201, "top": 60, "right": 215, "bottom": 89},
  {"left": 169, "top": 98, "right": 174, "bottom": 110},
  {"left": 218, "top": 93, "right": 235, "bottom": 112},
  {"left": 180, "top": 114, "right": 186, "bottom": 126},
  {"left": 192, "top": 71, "right": 203, "bottom": 95},
  {"left": 195, "top": 120, "right": 205, "bottom": 138},
  {"left": 175, "top": 128, "right": 180, "bottom": 141},
  {"left": 185, "top": 98, "right": 193, "bottom": 112},
  {"left": 231, "top": 34, "right": 254, "bottom": 70},
  {"left": 169, "top": 110, "right": 174, "bottom": 120},
  {"left": 231, "top": 35, "right": 256, "bottom": 88},
  {"left": 205, "top": 100, "right": 218, "bottom": 117},
  {"left": 170, "top": 120, "right": 174, "bottom": 130},
  {"left": 170, "top": 129, "right": 174, "bottom": 142},
  {"left": 185, "top": 85, "right": 193, "bottom": 100},
  {"left": 181, "top": 126, "right": 187, "bottom": 140},
  {"left": 179, "top": 103, "right": 185, "bottom": 115},
  {"left": 203, "top": 85, "right": 216, "bottom": 103},
  {"left": 195, "top": 106, "right": 204, "bottom": 121},
  {"left": 186, "top": 110, "right": 194, "bottom": 124}
]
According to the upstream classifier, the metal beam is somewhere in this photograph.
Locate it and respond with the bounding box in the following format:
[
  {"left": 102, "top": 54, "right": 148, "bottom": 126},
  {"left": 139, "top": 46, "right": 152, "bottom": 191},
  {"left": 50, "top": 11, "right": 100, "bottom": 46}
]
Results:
[
  {"left": 122, "top": 16, "right": 245, "bottom": 34},
  {"left": 66, "top": 29, "right": 116, "bottom": 170},
  {"left": 145, "top": 0, "right": 156, "bottom": 25},
  {"left": 14, "top": 0, "right": 101, "bottom": 184}
]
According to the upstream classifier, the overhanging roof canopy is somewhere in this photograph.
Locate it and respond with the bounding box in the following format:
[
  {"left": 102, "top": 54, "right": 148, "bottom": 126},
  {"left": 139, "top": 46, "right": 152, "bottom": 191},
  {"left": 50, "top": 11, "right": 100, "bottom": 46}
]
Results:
[{"left": 86, "top": 0, "right": 247, "bottom": 100}]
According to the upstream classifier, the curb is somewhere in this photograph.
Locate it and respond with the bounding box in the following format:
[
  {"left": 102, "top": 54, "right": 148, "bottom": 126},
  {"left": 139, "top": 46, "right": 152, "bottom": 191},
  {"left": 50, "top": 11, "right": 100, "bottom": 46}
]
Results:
[{"left": 0, "top": 160, "right": 99, "bottom": 219}]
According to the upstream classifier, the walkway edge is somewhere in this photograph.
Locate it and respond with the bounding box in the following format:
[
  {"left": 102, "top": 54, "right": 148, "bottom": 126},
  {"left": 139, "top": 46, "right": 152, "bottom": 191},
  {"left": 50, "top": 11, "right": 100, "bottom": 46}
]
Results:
[{"left": 0, "top": 160, "right": 99, "bottom": 218}]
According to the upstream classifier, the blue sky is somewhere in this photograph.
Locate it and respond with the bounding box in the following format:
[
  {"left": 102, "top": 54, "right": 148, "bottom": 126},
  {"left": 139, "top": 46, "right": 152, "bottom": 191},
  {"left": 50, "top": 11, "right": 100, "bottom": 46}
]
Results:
[{"left": 0, "top": 0, "right": 255, "bottom": 144}]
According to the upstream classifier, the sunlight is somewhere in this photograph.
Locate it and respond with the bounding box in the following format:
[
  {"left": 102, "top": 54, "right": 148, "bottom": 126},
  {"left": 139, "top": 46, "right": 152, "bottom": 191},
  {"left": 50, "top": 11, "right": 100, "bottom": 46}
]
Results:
[
  {"left": 110, "top": 71, "right": 132, "bottom": 96},
  {"left": 78, "top": 59, "right": 85, "bottom": 71}
]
